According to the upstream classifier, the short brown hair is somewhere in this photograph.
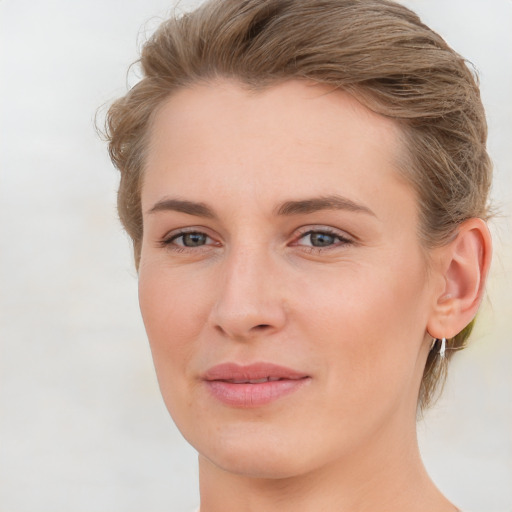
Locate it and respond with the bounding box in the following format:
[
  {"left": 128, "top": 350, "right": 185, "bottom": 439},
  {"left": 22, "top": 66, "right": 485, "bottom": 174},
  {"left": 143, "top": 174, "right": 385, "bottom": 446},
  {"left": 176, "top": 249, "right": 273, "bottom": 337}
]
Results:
[{"left": 104, "top": 0, "right": 492, "bottom": 408}]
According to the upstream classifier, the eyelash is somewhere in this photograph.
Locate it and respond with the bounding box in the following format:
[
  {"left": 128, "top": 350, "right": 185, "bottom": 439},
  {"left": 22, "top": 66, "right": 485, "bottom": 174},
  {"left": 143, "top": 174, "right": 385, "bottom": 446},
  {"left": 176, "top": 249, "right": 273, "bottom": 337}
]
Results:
[
  {"left": 159, "top": 227, "right": 353, "bottom": 253},
  {"left": 292, "top": 227, "right": 353, "bottom": 252},
  {"left": 159, "top": 229, "right": 218, "bottom": 253}
]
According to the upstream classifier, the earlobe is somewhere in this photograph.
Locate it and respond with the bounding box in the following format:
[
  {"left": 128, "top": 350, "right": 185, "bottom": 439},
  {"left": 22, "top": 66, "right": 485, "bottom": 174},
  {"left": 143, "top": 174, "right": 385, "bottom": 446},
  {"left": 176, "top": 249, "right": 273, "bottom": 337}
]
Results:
[{"left": 427, "top": 218, "right": 492, "bottom": 340}]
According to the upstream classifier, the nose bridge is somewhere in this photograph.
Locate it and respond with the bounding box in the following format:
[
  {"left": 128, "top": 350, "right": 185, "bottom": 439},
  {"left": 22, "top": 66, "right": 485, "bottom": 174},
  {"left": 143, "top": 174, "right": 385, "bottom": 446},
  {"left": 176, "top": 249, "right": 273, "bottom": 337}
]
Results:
[{"left": 210, "top": 241, "right": 286, "bottom": 339}]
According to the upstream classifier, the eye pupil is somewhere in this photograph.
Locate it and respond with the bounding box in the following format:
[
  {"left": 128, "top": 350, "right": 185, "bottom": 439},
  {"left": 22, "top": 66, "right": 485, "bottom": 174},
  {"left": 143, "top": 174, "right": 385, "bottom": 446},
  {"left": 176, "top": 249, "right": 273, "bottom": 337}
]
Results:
[
  {"left": 310, "top": 232, "right": 336, "bottom": 247},
  {"left": 183, "top": 232, "right": 207, "bottom": 247}
]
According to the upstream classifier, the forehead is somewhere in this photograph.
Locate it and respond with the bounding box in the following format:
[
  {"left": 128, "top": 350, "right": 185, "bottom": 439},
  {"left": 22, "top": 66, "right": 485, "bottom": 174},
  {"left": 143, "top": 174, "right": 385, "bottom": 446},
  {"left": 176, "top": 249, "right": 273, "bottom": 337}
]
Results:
[{"left": 143, "top": 79, "right": 412, "bottom": 218}]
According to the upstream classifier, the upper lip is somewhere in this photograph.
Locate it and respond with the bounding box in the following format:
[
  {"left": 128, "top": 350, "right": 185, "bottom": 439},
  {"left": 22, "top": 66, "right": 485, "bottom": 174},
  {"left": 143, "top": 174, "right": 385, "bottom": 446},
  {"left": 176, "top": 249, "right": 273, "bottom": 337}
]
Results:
[{"left": 203, "top": 362, "right": 309, "bottom": 383}]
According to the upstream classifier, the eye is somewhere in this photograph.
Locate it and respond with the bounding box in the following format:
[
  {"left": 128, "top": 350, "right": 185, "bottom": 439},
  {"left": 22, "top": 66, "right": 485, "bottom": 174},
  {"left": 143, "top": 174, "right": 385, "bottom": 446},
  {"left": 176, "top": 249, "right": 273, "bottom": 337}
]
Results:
[
  {"left": 294, "top": 228, "right": 352, "bottom": 250},
  {"left": 160, "top": 229, "right": 219, "bottom": 251},
  {"left": 302, "top": 232, "right": 337, "bottom": 247},
  {"left": 174, "top": 232, "right": 209, "bottom": 247}
]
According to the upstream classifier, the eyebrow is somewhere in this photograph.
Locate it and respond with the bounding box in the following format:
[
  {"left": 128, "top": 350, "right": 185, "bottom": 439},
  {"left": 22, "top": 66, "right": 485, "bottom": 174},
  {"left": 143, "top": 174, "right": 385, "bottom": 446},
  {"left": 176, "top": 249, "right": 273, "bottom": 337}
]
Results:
[
  {"left": 275, "top": 195, "right": 376, "bottom": 217},
  {"left": 147, "top": 195, "right": 375, "bottom": 218},
  {"left": 148, "top": 198, "right": 217, "bottom": 218}
]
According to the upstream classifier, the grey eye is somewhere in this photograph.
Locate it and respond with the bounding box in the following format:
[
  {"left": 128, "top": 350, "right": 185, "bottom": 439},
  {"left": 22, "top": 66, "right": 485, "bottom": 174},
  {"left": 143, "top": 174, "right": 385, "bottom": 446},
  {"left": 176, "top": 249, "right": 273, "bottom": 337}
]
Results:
[
  {"left": 307, "top": 232, "right": 337, "bottom": 247},
  {"left": 179, "top": 232, "right": 208, "bottom": 247}
]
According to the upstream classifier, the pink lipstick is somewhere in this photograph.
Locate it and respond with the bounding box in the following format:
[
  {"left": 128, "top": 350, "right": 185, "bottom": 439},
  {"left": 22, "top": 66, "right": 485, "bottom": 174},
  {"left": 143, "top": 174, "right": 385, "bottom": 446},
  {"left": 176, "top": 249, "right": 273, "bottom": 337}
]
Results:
[{"left": 202, "top": 362, "right": 310, "bottom": 408}]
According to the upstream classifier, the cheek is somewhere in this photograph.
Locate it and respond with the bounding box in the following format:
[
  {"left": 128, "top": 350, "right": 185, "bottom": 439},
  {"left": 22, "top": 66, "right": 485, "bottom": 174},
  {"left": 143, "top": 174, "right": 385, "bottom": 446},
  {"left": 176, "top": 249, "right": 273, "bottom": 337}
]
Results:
[
  {"left": 137, "top": 264, "right": 209, "bottom": 395},
  {"left": 294, "top": 253, "right": 429, "bottom": 414},
  {"left": 138, "top": 253, "right": 212, "bottom": 331},
  {"left": 297, "top": 256, "right": 426, "bottom": 342}
]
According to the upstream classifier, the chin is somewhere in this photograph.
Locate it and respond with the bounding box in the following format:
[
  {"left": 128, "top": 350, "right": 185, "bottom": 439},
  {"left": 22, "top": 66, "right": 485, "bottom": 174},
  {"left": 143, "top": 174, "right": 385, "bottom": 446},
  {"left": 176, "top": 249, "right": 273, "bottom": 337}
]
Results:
[
  {"left": 202, "top": 446, "right": 309, "bottom": 480},
  {"left": 187, "top": 419, "right": 342, "bottom": 480}
]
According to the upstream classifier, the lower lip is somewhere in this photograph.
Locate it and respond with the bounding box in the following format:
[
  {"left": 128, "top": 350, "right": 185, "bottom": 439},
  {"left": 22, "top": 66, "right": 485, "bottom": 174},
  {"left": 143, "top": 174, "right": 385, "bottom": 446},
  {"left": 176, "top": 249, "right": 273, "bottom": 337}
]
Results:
[{"left": 205, "top": 378, "right": 310, "bottom": 408}]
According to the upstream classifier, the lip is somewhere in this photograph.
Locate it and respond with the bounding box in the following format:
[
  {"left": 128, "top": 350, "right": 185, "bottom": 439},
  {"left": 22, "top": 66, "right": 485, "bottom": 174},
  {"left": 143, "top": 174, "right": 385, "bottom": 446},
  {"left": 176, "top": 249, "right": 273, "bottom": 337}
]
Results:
[{"left": 202, "top": 362, "right": 311, "bottom": 408}]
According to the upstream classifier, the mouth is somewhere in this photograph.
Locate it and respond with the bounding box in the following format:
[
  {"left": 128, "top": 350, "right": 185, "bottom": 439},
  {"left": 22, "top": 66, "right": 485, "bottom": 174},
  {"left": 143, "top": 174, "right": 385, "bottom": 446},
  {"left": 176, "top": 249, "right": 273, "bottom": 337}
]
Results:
[
  {"left": 202, "top": 362, "right": 311, "bottom": 408},
  {"left": 222, "top": 376, "right": 295, "bottom": 384}
]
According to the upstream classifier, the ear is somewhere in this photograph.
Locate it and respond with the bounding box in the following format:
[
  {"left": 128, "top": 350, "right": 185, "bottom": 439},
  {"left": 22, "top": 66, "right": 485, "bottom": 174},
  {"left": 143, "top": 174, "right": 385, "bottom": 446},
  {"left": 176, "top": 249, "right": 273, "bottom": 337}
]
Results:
[{"left": 427, "top": 218, "right": 492, "bottom": 340}]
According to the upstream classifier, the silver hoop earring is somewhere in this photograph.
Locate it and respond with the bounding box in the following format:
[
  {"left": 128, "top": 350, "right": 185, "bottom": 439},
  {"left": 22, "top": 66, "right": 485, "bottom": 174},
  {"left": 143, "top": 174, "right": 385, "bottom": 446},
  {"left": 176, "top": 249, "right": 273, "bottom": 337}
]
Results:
[
  {"left": 430, "top": 337, "right": 447, "bottom": 358},
  {"left": 439, "top": 337, "right": 446, "bottom": 358}
]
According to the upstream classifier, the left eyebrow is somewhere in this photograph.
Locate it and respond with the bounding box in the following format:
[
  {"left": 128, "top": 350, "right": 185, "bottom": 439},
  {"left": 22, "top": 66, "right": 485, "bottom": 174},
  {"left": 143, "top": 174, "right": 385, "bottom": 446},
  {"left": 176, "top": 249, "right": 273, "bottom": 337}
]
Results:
[{"left": 275, "top": 195, "right": 376, "bottom": 217}]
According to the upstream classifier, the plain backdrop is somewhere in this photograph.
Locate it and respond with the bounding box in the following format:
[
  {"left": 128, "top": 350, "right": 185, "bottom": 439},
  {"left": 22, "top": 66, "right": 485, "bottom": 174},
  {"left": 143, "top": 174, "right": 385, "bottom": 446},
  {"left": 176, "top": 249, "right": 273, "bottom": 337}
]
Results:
[{"left": 0, "top": 1, "right": 511, "bottom": 511}]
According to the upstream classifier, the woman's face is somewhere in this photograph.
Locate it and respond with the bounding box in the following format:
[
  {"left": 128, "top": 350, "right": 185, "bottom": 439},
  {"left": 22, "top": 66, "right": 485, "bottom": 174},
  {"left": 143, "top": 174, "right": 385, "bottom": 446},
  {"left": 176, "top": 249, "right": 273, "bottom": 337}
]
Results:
[{"left": 138, "top": 79, "right": 435, "bottom": 478}]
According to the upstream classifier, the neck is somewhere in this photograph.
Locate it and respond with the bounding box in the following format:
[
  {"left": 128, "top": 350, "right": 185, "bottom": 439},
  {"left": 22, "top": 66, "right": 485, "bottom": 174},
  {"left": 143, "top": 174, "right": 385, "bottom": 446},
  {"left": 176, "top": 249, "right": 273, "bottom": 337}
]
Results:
[{"left": 197, "top": 418, "right": 457, "bottom": 512}]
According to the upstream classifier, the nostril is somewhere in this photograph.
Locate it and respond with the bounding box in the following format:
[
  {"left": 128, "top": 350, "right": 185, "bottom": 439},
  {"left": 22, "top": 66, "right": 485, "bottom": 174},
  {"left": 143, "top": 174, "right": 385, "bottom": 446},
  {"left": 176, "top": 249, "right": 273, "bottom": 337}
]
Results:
[{"left": 213, "top": 323, "right": 272, "bottom": 337}]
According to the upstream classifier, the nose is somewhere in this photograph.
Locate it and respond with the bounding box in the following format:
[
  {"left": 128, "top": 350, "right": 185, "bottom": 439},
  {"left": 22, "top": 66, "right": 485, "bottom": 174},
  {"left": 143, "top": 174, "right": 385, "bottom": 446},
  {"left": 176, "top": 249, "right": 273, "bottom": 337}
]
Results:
[{"left": 208, "top": 245, "right": 287, "bottom": 341}]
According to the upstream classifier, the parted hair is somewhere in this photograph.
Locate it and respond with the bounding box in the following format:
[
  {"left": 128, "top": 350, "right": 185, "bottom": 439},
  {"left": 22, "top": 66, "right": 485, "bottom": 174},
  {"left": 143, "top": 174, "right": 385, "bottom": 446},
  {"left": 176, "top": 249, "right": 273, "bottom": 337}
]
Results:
[{"left": 104, "top": 0, "right": 492, "bottom": 408}]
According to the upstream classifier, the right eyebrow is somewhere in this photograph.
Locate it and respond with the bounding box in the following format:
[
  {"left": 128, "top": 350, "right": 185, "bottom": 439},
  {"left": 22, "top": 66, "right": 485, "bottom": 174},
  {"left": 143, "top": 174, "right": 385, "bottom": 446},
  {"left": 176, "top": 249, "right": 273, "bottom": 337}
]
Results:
[{"left": 147, "top": 198, "right": 217, "bottom": 219}]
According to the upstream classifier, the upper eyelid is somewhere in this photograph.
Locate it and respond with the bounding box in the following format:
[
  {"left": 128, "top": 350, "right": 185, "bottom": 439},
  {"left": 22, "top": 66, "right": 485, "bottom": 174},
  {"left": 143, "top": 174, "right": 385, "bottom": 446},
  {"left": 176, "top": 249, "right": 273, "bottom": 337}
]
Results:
[
  {"left": 293, "top": 225, "right": 354, "bottom": 240},
  {"left": 163, "top": 226, "right": 216, "bottom": 240},
  {"left": 170, "top": 231, "right": 211, "bottom": 242}
]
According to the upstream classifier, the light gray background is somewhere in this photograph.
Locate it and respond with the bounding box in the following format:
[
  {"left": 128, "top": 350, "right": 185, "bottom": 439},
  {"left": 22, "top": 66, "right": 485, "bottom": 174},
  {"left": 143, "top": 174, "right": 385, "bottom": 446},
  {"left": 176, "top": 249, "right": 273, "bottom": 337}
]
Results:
[{"left": 1, "top": 1, "right": 511, "bottom": 511}]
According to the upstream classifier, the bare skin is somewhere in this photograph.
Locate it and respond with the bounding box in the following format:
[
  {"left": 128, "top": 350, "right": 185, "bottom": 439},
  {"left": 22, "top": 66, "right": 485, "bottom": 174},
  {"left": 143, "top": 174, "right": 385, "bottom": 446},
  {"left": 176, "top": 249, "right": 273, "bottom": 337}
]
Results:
[{"left": 138, "top": 79, "right": 490, "bottom": 512}]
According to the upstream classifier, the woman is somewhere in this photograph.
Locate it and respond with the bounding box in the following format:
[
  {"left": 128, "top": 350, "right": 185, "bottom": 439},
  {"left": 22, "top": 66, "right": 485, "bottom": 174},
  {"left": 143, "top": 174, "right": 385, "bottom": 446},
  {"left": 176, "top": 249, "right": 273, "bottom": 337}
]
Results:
[{"left": 104, "top": 0, "right": 492, "bottom": 510}]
